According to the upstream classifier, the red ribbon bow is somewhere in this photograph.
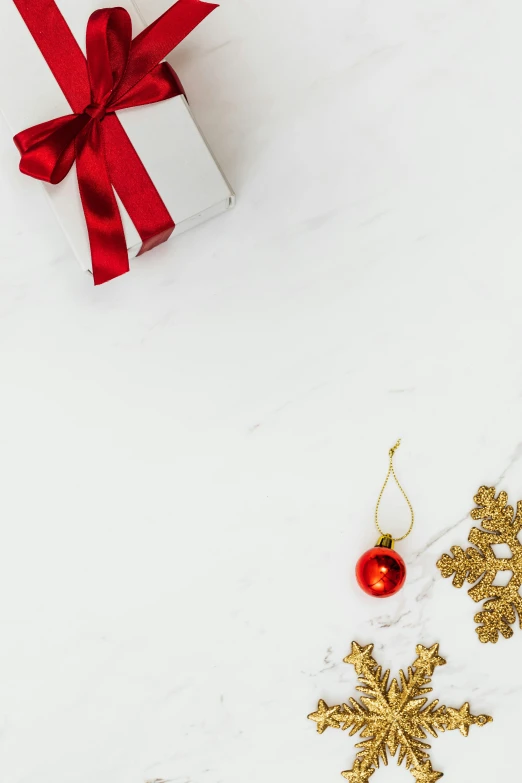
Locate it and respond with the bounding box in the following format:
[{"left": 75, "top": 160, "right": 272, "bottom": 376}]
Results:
[{"left": 13, "top": 0, "right": 217, "bottom": 284}]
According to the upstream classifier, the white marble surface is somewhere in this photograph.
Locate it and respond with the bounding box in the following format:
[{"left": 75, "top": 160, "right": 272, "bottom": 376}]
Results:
[{"left": 1, "top": 0, "right": 522, "bottom": 781}]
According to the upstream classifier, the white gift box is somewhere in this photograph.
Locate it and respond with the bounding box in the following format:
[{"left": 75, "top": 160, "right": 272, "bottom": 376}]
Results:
[{"left": 0, "top": 0, "right": 234, "bottom": 275}]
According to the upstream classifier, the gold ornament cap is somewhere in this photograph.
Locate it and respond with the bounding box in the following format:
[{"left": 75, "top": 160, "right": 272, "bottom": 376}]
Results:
[{"left": 376, "top": 534, "right": 395, "bottom": 550}]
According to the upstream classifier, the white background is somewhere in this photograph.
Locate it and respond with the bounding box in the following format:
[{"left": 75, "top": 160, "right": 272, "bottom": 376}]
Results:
[{"left": 0, "top": 1, "right": 520, "bottom": 781}]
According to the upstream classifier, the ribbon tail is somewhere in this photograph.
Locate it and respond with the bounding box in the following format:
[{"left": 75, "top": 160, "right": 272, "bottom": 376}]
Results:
[
  {"left": 75, "top": 122, "right": 130, "bottom": 285},
  {"left": 114, "top": 0, "right": 219, "bottom": 101},
  {"left": 103, "top": 113, "right": 175, "bottom": 254}
]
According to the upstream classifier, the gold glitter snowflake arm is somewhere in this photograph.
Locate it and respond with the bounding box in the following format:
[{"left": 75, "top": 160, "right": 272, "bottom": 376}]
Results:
[
  {"left": 308, "top": 699, "right": 372, "bottom": 737},
  {"left": 443, "top": 703, "right": 492, "bottom": 736},
  {"left": 471, "top": 486, "right": 522, "bottom": 532},
  {"left": 308, "top": 700, "right": 349, "bottom": 734},
  {"left": 436, "top": 545, "right": 487, "bottom": 587},
  {"left": 345, "top": 643, "right": 391, "bottom": 711},
  {"left": 341, "top": 758, "right": 375, "bottom": 783},
  {"left": 399, "top": 644, "right": 446, "bottom": 701},
  {"left": 437, "top": 486, "right": 522, "bottom": 642},
  {"left": 343, "top": 642, "right": 378, "bottom": 676}
]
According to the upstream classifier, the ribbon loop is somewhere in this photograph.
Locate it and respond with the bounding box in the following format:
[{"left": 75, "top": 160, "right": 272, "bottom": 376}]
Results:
[
  {"left": 13, "top": 0, "right": 218, "bottom": 284},
  {"left": 86, "top": 7, "right": 132, "bottom": 107},
  {"left": 15, "top": 113, "right": 90, "bottom": 184}
]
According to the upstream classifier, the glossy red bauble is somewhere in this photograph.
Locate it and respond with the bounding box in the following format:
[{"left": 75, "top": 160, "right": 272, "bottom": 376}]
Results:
[{"left": 355, "top": 546, "right": 406, "bottom": 597}]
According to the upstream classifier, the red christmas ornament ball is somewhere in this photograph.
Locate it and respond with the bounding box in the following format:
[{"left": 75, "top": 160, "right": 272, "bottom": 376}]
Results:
[{"left": 355, "top": 546, "right": 406, "bottom": 597}]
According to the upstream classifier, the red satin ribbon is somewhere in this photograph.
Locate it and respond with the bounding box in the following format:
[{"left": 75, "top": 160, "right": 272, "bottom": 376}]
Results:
[{"left": 13, "top": 0, "right": 217, "bottom": 284}]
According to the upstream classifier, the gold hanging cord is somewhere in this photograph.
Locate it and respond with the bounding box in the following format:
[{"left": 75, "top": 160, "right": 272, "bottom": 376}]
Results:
[{"left": 374, "top": 439, "right": 414, "bottom": 542}]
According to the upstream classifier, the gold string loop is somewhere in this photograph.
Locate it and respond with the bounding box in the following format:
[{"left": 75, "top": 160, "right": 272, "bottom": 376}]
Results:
[{"left": 374, "top": 439, "right": 414, "bottom": 542}]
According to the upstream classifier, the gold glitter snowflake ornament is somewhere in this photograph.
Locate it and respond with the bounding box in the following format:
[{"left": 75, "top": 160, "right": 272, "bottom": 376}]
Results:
[
  {"left": 437, "top": 486, "right": 522, "bottom": 643},
  {"left": 308, "top": 642, "right": 491, "bottom": 782}
]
